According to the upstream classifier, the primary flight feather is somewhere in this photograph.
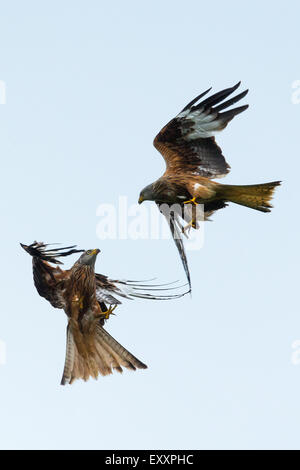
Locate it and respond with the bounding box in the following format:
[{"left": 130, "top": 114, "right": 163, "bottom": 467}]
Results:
[{"left": 138, "top": 82, "right": 281, "bottom": 290}]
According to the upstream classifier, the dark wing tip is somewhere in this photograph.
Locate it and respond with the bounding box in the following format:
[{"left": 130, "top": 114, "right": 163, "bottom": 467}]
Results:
[
  {"left": 232, "top": 81, "right": 241, "bottom": 90},
  {"left": 219, "top": 104, "right": 249, "bottom": 124},
  {"left": 213, "top": 89, "right": 249, "bottom": 113},
  {"left": 60, "top": 376, "right": 68, "bottom": 386}
]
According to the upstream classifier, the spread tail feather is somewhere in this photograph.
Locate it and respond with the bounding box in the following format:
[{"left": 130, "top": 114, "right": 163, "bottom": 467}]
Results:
[
  {"left": 61, "top": 323, "right": 147, "bottom": 385},
  {"left": 20, "top": 241, "right": 84, "bottom": 264},
  {"left": 219, "top": 181, "right": 281, "bottom": 212}
]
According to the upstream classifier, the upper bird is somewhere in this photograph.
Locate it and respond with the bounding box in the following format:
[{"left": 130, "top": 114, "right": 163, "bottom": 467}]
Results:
[
  {"left": 138, "top": 82, "right": 281, "bottom": 289},
  {"left": 21, "top": 241, "right": 186, "bottom": 385}
]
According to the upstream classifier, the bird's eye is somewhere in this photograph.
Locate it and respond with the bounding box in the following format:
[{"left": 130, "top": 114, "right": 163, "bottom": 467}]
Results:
[{"left": 86, "top": 250, "right": 92, "bottom": 255}]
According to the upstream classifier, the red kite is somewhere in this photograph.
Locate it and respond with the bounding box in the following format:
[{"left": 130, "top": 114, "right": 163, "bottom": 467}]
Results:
[
  {"left": 21, "top": 242, "right": 186, "bottom": 385},
  {"left": 138, "top": 82, "right": 281, "bottom": 289}
]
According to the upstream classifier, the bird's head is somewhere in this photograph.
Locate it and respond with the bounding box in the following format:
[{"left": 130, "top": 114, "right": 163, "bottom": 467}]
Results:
[
  {"left": 77, "top": 248, "right": 100, "bottom": 267},
  {"left": 138, "top": 184, "right": 156, "bottom": 204}
]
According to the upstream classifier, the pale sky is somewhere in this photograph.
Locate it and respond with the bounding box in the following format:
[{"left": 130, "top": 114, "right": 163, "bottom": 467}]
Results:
[{"left": 0, "top": 0, "right": 299, "bottom": 450}]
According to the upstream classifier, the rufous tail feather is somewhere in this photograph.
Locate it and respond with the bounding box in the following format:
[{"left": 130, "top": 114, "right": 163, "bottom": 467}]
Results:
[{"left": 218, "top": 181, "right": 281, "bottom": 212}]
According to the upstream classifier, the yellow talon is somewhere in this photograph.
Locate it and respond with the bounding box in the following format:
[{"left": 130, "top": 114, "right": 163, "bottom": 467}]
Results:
[
  {"left": 184, "top": 196, "right": 198, "bottom": 205},
  {"left": 102, "top": 305, "right": 117, "bottom": 319}
]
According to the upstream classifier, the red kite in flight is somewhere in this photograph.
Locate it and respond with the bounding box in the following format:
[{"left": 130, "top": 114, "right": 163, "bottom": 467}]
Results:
[
  {"left": 138, "top": 82, "right": 280, "bottom": 289},
  {"left": 21, "top": 242, "right": 186, "bottom": 385}
]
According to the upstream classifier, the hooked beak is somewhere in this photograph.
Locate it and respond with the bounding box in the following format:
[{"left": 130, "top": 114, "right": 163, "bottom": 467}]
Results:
[
  {"left": 138, "top": 195, "right": 144, "bottom": 204},
  {"left": 91, "top": 248, "right": 101, "bottom": 256}
]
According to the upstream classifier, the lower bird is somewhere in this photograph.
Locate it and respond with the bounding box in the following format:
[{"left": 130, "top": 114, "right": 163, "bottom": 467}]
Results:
[{"left": 21, "top": 241, "right": 186, "bottom": 385}]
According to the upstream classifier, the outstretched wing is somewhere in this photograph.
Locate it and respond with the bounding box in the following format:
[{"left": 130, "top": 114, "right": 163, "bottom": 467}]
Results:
[
  {"left": 95, "top": 272, "right": 189, "bottom": 305},
  {"left": 154, "top": 82, "right": 248, "bottom": 178},
  {"left": 157, "top": 200, "right": 230, "bottom": 290},
  {"left": 21, "top": 241, "right": 84, "bottom": 309}
]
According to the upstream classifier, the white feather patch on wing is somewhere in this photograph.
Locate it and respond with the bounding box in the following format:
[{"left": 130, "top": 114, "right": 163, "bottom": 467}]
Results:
[{"left": 193, "top": 183, "right": 204, "bottom": 191}]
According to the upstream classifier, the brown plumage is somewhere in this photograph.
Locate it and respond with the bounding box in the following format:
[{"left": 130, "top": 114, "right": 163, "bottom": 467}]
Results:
[
  {"left": 21, "top": 242, "right": 187, "bottom": 385},
  {"left": 138, "top": 82, "right": 281, "bottom": 289}
]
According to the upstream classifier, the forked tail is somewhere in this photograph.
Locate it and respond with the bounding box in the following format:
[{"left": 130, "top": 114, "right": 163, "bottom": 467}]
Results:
[
  {"left": 61, "top": 323, "right": 147, "bottom": 385},
  {"left": 219, "top": 181, "right": 281, "bottom": 212}
]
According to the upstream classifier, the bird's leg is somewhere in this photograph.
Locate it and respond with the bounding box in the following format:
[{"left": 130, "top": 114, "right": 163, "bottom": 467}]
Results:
[
  {"left": 101, "top": 304, "right": 117, "bottom": 320},
  {"left": 182, "top": 219, "right": 197, "bottom": 233},
  {"left": 184, "top": 196, "right": 199, "bottom": 205}
]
